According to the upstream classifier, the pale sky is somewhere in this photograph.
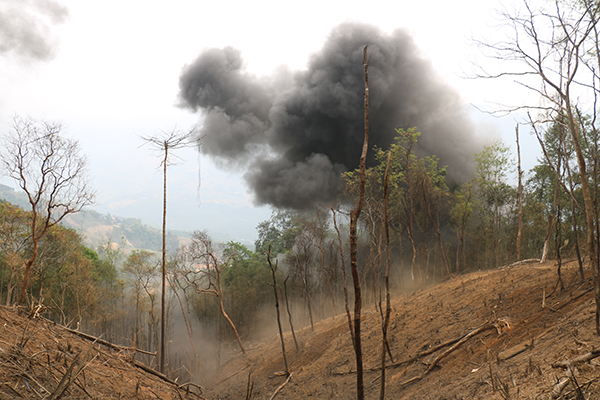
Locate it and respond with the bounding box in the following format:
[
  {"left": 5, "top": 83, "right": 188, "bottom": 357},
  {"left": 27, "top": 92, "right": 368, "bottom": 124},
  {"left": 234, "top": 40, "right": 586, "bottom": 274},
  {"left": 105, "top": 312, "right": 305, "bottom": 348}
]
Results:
[{"left": 0, "top": 0, "right": 538, "bottom": 244}]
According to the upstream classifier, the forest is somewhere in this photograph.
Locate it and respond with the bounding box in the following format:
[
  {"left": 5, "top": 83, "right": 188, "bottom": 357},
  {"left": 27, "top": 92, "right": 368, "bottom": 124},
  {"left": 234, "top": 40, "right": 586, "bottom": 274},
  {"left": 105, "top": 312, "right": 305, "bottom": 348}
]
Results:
[{"left": 2, "top": 0, "right": 600, "bottom": 398}]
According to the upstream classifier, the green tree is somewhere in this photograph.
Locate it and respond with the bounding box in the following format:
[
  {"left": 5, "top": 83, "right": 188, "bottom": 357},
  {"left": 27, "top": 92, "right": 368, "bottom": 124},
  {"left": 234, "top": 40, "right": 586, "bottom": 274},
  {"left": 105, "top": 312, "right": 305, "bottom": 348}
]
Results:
[
  {"left": 0, "top": 201, "right": 29, "bottom": 306},
  {"left": 255, "top": 210, "right": 302, "bottom": 255},
  {"left": 473, "top": 139, "right": 516, "bottom": 268}
]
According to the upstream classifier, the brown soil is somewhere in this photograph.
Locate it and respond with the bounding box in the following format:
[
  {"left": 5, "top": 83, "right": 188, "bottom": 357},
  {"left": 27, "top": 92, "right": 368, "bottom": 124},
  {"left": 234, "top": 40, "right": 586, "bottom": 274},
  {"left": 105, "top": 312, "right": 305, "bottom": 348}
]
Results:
[
  {"left": 205, "top": 260, "right": 600, "bottom": 399},
  {"left": 0, "top": 306, "right": 203, "bottom": 399},
  {"left": 2, "top": 260, "right": 600, "bottom": 399}
]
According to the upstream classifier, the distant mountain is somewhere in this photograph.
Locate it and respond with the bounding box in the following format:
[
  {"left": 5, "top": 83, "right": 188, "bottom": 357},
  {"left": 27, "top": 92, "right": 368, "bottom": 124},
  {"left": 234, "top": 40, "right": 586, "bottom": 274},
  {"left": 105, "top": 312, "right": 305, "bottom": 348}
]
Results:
[{"left": 0, "top": 183, "right": 253, "bottom": 254}]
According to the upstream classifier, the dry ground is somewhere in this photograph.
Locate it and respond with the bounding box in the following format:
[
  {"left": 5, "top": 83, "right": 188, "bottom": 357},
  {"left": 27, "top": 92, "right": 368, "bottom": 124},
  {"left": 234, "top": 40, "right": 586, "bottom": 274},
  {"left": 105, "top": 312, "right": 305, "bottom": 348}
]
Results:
[
  {"left": 2, "top": 260, "right": 600, "bottom": 399},
  {"left": 0, "top": 305, "right": 203, "bottom": 399},
  {"left": 205, "top": 260, "right": 600, "bottom": 399}
]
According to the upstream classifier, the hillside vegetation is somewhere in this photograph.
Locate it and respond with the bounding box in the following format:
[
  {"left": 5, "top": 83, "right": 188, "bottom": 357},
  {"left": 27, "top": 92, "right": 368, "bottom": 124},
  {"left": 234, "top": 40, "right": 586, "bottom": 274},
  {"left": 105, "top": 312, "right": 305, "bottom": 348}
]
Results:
[{"left": 0, "top": 183, "right": 187, "bottom": 254}]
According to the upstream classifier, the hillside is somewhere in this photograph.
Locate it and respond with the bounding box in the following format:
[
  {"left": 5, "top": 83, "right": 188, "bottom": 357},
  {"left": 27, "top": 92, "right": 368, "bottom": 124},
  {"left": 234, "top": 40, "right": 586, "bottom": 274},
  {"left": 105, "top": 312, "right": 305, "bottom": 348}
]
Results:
[
  {"left": 0, "top": 183, "right": 188, "bottom": 254},
  {"left": 1, "top": 260, "right": 598, "bottom": 399},
  {"left": 203, "top": 260, "right": 600, "bottom": 399},
  {"left": 0, "top": 305, "right": 203, "bottom": 399}
]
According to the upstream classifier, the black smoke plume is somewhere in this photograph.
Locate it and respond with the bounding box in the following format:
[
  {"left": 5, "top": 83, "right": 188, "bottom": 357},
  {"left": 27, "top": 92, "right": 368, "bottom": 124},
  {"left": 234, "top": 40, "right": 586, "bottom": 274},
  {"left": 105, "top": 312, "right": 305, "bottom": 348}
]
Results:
[{"left": 179, "top": 23, "right": 482, "bottom": 209}]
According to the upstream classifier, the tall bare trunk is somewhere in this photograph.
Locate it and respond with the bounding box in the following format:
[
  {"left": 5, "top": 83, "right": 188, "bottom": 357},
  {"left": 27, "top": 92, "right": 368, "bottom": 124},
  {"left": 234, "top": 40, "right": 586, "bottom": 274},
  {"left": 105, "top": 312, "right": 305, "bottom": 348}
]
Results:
[
  {"left": 379, "top": 151, "right": 392, "bottom": 400},
  {"left": 565, "top": 104, "right": 599, "bottom": 333},
  {"left": 160, "top": 145, "right": 168, "bottom": 373},
  {"left": 516, "top": 125, "right": 523, "bottom": 261},
  {"left": 348, "top": 45, "right": 370, "bottom": 400},
  {"left": 267, "top": 249, "right": 289, "bottom": 374}
]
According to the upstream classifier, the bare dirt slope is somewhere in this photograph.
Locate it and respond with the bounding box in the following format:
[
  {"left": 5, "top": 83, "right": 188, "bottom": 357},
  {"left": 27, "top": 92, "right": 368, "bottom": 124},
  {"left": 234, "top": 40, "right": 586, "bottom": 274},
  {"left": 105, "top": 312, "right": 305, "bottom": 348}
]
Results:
[
  {"left": 0, "top": 306, "right": 203, "bottom": 399},
  {"left": 206, "top": 260, "right": 600, "bottom": 399},
  {"left": 1, "top": 261, "right": 599, "bottom": 399}
]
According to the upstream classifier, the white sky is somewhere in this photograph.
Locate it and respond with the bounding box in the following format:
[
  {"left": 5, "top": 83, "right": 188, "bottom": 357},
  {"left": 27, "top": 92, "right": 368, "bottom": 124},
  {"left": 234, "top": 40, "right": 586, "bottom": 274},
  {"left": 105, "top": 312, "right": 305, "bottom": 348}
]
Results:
[{"left": 0, "top": 0, "right": 539, "bottom": 244}]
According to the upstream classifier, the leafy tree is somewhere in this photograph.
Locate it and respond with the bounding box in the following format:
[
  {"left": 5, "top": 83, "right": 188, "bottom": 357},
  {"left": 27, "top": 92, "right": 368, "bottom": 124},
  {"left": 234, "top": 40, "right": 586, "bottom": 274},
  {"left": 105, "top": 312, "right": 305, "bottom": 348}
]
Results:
[
  {"left": 0, "top": 201, "right": 29, "bottom": 305},
  {"left": 473, "top": 139, "right": 516, "bottom": 268},
  {"left": 255, "top": 210, "right": 302, "bottom": 255}
]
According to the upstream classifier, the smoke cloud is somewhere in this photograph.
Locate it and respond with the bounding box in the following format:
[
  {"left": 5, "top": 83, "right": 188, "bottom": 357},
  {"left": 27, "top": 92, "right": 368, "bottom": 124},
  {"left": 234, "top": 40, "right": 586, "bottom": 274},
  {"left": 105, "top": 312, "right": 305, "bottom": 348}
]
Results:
[
  {"left": 179, "top": 23, "right": 483, "bottom": 209},
  {"left": 0, "top": 0, "right": 69, "bottom": 61}
]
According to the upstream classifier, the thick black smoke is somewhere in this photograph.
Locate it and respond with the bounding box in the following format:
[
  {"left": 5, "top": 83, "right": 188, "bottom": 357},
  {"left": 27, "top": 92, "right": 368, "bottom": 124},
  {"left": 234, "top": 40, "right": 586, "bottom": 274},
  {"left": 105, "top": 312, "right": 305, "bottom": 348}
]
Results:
[
  {"left": 0, "top": 0, "right": 68, "bottom": 61},
  {"left": 179, "top": 23, "right": 483, "bottom": 209}
]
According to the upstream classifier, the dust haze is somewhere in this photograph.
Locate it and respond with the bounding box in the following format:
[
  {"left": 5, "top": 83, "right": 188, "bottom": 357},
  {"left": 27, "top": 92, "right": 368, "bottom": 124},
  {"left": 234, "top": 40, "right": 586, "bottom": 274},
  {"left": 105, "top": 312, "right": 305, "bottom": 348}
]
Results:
[{"left": 178, "top": 22, "right": 484, "bottom": 209}]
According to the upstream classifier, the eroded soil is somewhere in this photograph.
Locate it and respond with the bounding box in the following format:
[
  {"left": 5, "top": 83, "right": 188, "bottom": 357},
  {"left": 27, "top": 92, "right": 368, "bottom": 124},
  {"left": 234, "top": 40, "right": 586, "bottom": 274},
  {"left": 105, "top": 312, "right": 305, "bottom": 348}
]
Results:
[
  {"left": 1, "top": 260, "right": 599, "bottom": 399},
  {"left": 206, "top": 260, "right": 600, "bottom": 399}
]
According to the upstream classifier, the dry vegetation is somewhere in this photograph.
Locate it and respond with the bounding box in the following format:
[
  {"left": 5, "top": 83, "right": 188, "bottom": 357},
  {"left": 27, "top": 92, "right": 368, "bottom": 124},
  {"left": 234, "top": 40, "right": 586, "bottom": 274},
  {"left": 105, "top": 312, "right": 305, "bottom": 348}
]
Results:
[
  {"left": 2, "top": 260, "right": 600, "bottom": 399},
  {"left": 205, "top": 260, "right": 600, "bottom": 399},
  {"left": 0, "top": 305, "right": 204, "bottom": 399}
]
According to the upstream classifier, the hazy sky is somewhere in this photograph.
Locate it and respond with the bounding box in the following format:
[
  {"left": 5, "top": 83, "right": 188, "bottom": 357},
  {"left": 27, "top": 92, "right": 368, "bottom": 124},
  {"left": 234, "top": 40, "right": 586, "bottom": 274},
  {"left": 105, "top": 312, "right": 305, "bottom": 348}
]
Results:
[{"left": 0, "top": 0, "right": 539, "bottom": 244}]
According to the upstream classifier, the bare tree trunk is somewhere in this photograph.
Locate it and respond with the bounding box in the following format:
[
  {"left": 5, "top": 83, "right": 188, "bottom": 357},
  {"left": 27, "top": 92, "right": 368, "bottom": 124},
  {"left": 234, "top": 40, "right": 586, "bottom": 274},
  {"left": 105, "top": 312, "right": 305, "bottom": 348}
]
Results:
[
  {"left": 348, "top": 45, "right": 370, "bottom": 400},
  {"left": 541, "top": 215, "right": 554, "bottom": 263},
  {"left": 565, "top": 106, "right": 599, "bottom": 333},
  {"left": 267, "top": 249, "right": 289, "bottom": 374},
  {"left": 160, "top": 145, "right": 168, "bottom": 373},
  {"left": 283, "top": 276, "right": 299, "bottom": 351},
  {"left": 516, "top": 125, "right": 523, "bottom": 261},
  {"left": 379, "top": 151, "right": 392, "bottom": 400},
  {"left": 218, "top": 293, "right": 245, "bottom": 354},
  {"left": 331, "top": 207, "right": 355, "bottom": 348}
]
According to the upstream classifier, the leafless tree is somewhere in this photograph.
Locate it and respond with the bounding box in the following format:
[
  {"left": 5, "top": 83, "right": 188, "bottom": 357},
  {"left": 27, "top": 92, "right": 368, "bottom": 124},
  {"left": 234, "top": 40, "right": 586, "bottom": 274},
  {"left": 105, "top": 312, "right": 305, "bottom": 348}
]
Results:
[
  {"left": 179, "top": 230, "right": 246, "bottom": 354},
  {"left": 0, "top": 116, "right": 95, "bottom": 306},
  {"left": 140, "top": 127, "right": 194, "bottom": 372}
]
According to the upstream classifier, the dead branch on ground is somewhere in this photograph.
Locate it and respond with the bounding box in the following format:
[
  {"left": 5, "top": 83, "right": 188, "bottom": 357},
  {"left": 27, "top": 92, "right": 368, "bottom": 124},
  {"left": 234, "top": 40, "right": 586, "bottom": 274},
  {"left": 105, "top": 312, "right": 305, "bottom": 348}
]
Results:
[
  {"left": 552, "top": 348, "right": 600, "bottom": 369},
  {"left": 268, "top": 372, "right": 293, "bottom": 400},
  {"left": 47, "top": 340, "right": 97, "bottom": 400},
  {"left": 400, "top": 321, "right": 504, "bottom": 386},
  {"left": 63, "top": 326, "right": 156, "bottom": 356}
]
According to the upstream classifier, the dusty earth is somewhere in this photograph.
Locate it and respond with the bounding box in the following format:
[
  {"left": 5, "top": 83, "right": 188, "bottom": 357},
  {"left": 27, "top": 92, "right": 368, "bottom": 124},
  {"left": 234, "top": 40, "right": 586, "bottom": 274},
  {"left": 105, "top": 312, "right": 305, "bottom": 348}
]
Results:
[
  {"left": 2, "top": 260, "right": 600, "bottom": 399},
  {"left": 205, "top": 260, "right": 600, "bottom": 399},
  {"left": 0, "top": 305, "right": 202, "bottom": 399}
]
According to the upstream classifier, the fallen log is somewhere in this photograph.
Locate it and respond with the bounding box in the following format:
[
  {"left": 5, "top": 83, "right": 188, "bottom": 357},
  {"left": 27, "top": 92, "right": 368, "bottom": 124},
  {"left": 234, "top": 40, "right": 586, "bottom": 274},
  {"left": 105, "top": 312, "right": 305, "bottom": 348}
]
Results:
[
  {"left": 505, "top": 259, "right": 541, "bottom": 268},
  {"left": 63, "top": 327, "right": 156, "bottom": 356},
  {"left": 552, "top": 348, "right": 600, "bottom": 369},
  {"left": 549, "top": 287, "right": 594, "bottom": 312},
  {"left": 401, "top": 323, "right": 498, "bottom": 386},
  {"left": 498, "top": 340, "right": 533, "bottom": 361}
]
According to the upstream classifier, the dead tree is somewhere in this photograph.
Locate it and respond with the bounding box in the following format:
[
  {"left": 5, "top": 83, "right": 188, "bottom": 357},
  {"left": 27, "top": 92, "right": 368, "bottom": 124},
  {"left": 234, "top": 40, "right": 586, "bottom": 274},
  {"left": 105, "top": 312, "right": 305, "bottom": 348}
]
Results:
[
  {"left": 140, "top": 127, "right": 194, "bottom": 372},
  {"left": 267, "top": 246, "right": 289, "bottom": 375},
  {"left": 516, "top": 125, "right": 523, "bottom": 261},
  {"left": 180, "top": 230, "right": 246, "bottom": 354},
  {"left": 0, "top": 116, "right": 95, "bottom": 306}
]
